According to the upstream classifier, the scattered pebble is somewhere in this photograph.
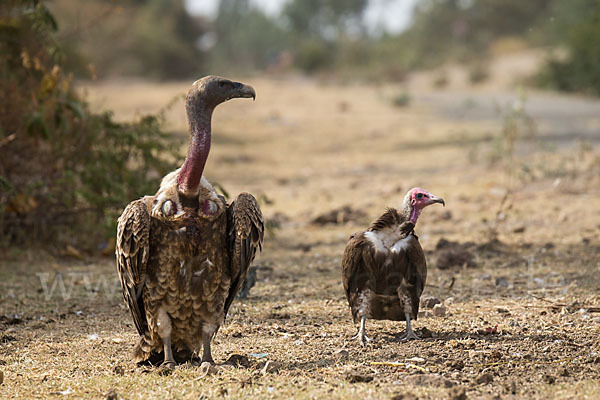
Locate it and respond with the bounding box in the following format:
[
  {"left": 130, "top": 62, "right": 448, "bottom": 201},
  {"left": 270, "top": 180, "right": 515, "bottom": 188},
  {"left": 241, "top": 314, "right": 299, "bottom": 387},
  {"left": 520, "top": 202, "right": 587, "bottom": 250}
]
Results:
[
  {"left": 224, "top": 354, "right": 250, "bottom": 368},
  {"left": 87, "top": 334, "right": 100, "bottom": 341},
  {"left": 432, "top": 304, "right": 447, "bottom": 317},
  {"left": 506, "top": 380, "right": 517, "bottom": 394},
  {"left": 52, "top": 388, "right": 73, "bottom": 396},
  {"left": 260, "top": 360, "right": 281, "bottom": 374},
  {"left": 513, "top": 225, "right": 526, "bottom": 233},
  {"left": 391, "top": 393, "right": 419, "bottom": 400},
  {"left": 449, "top": 386, "right": 467, "bottom": 400},
  {"left": 495, "top": 277, "right": 508, "bottom": 288},
  {"left": 445, "top": 297, "right": 455, "bottom": 306},
  {"left": 497, "top": 307, "right": 509, "bottom": 314},
  {"left": 543, "top": 374, "right": 555, "bottom": 384},
  {"left": 312, "top": 205, "right": 367, "bottom": 225},
  {"left": 113, "top": 365, "right": 124, "bottom": 376},
  {"left": 421, "top": 295, "right": 441, "bottom": 309},
  {"left": 475, "top": 372, "right": 494, "bottom": 385},
  {"left": 448, "top": 359, "right": 464, "bottom": 371},
  {"left": 333, "top": 349, "right": 349, "bottom": 360},
  {"left": 345, "top": 371, "right": 373, "bottom": 383},
  {"left": 106, "top": 389, "right": 118, "bottom": 400},
  {"left": 403, "top": 374, "right": 453, "bottom": 388},
  {"left": 419, "top": 327, "right": 434, "bottom": 338},
  {"left": 0, "top": 370, "right": 3, "bottom": 385}
]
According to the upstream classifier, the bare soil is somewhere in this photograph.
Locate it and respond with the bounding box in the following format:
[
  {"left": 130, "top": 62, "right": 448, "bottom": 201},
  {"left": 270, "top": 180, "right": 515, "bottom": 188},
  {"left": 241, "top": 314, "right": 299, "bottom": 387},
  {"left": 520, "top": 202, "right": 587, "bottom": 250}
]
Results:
[{"left": 1, "top": 75, "right": 600, "bottom": 399}]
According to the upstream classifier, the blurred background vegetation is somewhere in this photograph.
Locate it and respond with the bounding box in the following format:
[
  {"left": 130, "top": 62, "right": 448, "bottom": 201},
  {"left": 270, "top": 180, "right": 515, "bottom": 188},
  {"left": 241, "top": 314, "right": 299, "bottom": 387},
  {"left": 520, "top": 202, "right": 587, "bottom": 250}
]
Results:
[
  {"left": 42, "top": 0, "right": 600, "bottom": 92},
  {"left": 1, "top": 0, "right": 599, "bottom": 253}
]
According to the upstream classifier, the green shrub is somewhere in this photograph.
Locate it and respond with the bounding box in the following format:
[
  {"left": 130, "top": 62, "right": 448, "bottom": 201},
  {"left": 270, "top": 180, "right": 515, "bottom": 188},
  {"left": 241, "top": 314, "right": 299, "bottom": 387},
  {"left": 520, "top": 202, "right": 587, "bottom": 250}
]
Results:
[
  {"left": 536, "top": 0, "right": 600, "bottom": 95},
  {"left": 0, "top": 1, "right": 179, "bottom": 251}
]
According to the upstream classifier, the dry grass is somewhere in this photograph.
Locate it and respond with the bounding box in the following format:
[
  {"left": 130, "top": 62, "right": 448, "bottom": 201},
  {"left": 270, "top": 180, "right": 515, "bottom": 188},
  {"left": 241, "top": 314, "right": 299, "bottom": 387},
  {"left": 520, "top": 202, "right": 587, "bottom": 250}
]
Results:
[{"left": 1, "top": 77, "right": 600, "bottom": 399}]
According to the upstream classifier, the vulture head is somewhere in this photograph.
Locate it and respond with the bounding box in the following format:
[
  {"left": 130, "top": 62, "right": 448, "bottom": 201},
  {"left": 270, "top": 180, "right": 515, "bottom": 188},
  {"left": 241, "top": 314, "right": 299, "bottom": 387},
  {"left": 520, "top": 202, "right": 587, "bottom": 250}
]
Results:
[
  {"left": 186, "top": 75, "right": 256, "bottom": 112},
  {"left": 177, "top": 76, "right": 256, "bottom": 198},
  {"left": 403, "top": 187, "right": 445, "bottom": 224}
]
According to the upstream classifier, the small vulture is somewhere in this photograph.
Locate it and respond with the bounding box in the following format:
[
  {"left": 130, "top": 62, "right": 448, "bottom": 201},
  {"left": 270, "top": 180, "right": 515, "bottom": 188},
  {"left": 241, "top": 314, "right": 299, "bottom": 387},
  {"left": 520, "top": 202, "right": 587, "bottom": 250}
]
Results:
[
  {"left": 341, "top": 188, "right": 444, "bottom": 346},
  {"left": 116, "top": 76, "right": 264, "bottom": 369}
]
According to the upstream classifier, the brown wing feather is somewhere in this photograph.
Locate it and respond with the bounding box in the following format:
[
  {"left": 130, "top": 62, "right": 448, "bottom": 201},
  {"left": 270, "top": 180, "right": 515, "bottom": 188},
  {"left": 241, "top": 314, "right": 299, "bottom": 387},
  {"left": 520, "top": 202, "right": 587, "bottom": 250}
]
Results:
[
  {"left": 116, "top": 198, "right": 151, "bottom": 335},
  {"left": 404, "top": 234, "right": 427, "bottom": 294},
  {"left": 341, "top": 233, "right": 383, "bottom": 322},
  {"left": 341, "top": 232, "right": 367, "bottom": 298},
  {"left": 393, "top": 234, "right": 427, "bottom": 318},
  {"left": 224, "top": 192, "right": 264, "bottom": 316}
]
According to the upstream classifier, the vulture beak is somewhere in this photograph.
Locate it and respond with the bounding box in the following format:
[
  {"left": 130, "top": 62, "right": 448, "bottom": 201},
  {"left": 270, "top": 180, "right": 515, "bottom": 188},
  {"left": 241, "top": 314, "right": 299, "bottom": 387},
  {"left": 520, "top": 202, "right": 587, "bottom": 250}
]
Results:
[
  {"left": 232, "top": 81, "right": 256, "bottom": 100},
  {"left": 429, "top": 195, "right": 445, "bottom": 207}
]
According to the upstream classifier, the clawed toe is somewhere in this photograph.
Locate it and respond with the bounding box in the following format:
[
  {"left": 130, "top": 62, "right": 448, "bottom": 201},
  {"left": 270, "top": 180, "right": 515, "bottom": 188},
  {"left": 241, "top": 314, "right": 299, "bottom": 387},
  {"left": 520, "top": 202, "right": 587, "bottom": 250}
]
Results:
[
  {"left": 190, "top": 359, "right": 202, "bottom": 367},
  {"left": 359, "top": 337, "right": 373, "bottom": 347},
  {"left": 158, "top": 361, "right": 176, "bottom": 375},
  {"left": 399, "top": 331, "right": 421, "bottom": 342},
  {"left": 352, "top": 333, "right": 374, "bottom": 346},
  {"left": 201, "top": 359, "right": 215, "bottom": 365}
]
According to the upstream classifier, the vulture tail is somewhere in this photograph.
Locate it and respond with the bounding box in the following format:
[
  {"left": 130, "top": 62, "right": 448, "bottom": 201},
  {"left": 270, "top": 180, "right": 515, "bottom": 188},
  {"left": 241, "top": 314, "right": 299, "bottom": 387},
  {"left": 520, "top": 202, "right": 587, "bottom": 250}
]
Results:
[{"left": 132, "top": 333, "right": 154, "bottom": 364}]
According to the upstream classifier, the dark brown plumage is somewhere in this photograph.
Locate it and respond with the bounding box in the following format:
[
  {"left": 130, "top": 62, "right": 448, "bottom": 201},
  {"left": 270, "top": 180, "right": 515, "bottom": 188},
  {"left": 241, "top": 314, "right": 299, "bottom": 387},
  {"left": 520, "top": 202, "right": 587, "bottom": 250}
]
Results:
[
  {"left": 341, "top": 188, "right": 444, "bottom": 346},
  {"left": 116, "top": 76, "right": 263, "bottom": 369}
]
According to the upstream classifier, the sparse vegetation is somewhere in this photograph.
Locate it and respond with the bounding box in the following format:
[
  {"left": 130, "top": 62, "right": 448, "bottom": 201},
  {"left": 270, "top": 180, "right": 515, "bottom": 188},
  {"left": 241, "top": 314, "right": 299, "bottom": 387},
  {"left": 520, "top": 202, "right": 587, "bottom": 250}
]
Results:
[
  {"left": 489, "top": 88, "right": 536, "bottom": 167},
  {"left": 0, "top": 0, "right": 179, "bottom": 250}
]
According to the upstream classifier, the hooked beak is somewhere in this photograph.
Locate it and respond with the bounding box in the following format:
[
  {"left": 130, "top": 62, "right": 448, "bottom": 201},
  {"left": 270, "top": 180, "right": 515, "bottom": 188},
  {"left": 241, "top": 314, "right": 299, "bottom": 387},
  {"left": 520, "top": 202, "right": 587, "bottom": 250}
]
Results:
[
  {"left": 232, "top": 81, "right": 256, "bottom": 100},
  {"left": 429, "top": 194, "right": 445, "bottom": 207}
]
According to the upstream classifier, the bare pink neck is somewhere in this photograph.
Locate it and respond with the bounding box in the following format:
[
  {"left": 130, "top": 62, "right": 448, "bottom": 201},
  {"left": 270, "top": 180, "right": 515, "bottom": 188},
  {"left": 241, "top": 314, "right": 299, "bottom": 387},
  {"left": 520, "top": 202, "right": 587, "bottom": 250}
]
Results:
[
  {"left": 409, "top": 206, "right": 422, "bottom": 224},
  {"left": 403, "top": 201, "right": 421, "bottom": 225},
  {"left": 177, "top": 108, "right": 213, "bottom": 195}
]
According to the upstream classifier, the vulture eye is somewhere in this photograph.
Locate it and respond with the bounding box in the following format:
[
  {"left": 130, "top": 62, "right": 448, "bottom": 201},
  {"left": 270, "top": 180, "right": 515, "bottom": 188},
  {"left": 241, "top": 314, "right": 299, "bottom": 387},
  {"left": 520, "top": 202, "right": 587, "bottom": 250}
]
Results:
[
  {"left": 218, "top": 81, "right": 229, "bottom": 88},
  {"left": 416, "top": 193, "right": 423, "bottom": 200}
]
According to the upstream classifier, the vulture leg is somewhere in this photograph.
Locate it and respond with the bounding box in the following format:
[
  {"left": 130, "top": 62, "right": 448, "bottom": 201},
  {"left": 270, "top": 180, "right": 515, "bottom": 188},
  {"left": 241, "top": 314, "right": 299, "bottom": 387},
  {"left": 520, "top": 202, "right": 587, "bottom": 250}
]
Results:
[
  {"left": 157, "top": 308, "right": 176, "bottom": 369},
  {"left": 399, "top": 312, "right": 421, "bottom": 341},
  {"left": 201, "top": 326, "right": 216, "bottom": 364},
  {"left": 351, "top": 315, "right": 373, "bottom": 346}
]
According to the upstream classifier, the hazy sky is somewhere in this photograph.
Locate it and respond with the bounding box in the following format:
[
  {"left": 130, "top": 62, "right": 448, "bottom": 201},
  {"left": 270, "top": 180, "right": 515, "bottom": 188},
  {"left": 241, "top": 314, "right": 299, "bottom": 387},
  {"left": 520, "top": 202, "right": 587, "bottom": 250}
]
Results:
[{"left": 184, "top": 0, "right": 417, "bottom": 34}]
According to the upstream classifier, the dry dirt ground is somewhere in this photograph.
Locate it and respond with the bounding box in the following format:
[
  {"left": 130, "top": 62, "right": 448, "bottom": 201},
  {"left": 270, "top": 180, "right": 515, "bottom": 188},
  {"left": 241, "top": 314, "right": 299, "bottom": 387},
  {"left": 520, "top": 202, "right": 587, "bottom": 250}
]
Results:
[{"left": 1, "top": 75, "right": 600, "bottom": 399}]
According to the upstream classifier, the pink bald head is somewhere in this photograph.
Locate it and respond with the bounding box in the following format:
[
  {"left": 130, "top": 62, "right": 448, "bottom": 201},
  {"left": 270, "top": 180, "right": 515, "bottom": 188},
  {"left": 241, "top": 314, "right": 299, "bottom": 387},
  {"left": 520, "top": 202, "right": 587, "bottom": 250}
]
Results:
[{"left": 404, "top": 187, "right": 445, "bottom": 224}]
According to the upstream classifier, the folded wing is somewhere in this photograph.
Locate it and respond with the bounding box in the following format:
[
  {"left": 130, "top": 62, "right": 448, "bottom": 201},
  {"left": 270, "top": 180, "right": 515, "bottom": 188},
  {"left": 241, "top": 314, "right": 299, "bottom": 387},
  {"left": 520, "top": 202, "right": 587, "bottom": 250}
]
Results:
[
  {"left": 115, "top": 199, "right": 151, "bottom": 335},
  {"left": 224, "top": 193, "right": 264, "bottom": 316}
]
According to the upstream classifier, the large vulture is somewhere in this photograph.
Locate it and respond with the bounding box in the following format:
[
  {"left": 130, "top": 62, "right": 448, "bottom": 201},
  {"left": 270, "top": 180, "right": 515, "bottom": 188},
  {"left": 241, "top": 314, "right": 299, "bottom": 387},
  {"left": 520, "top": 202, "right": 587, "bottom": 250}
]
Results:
[
  {"left": 116, "top": 76, "right": 264, "bottom": 369},
  {"left": 341, "top": 188, "right": 444, "bottom": 346}
]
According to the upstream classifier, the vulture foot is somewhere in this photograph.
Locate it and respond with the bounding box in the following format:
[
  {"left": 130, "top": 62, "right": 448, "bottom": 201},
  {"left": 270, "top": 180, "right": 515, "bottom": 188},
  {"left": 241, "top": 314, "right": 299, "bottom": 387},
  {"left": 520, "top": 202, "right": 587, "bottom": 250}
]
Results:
[
  {"left": 158, "top": 361, "right": 176, "bottom": 375},
  {"left": 398, "top": 330, "right": 421, "bottom": 342},
  {"left": 191, "top": 357, "right": 215, "bottom": 366},
  {"left": 352, "top": 315, "right": 374, "bottom": 347},
  {"left": 399, "top": 312, "right": 421, "bottom": 342},
  {"left": 352, "top": 332, "right": 374, "bottom": 347},
  {"left": 200, "top": 356, "right": 215, "bottom": 365}
]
